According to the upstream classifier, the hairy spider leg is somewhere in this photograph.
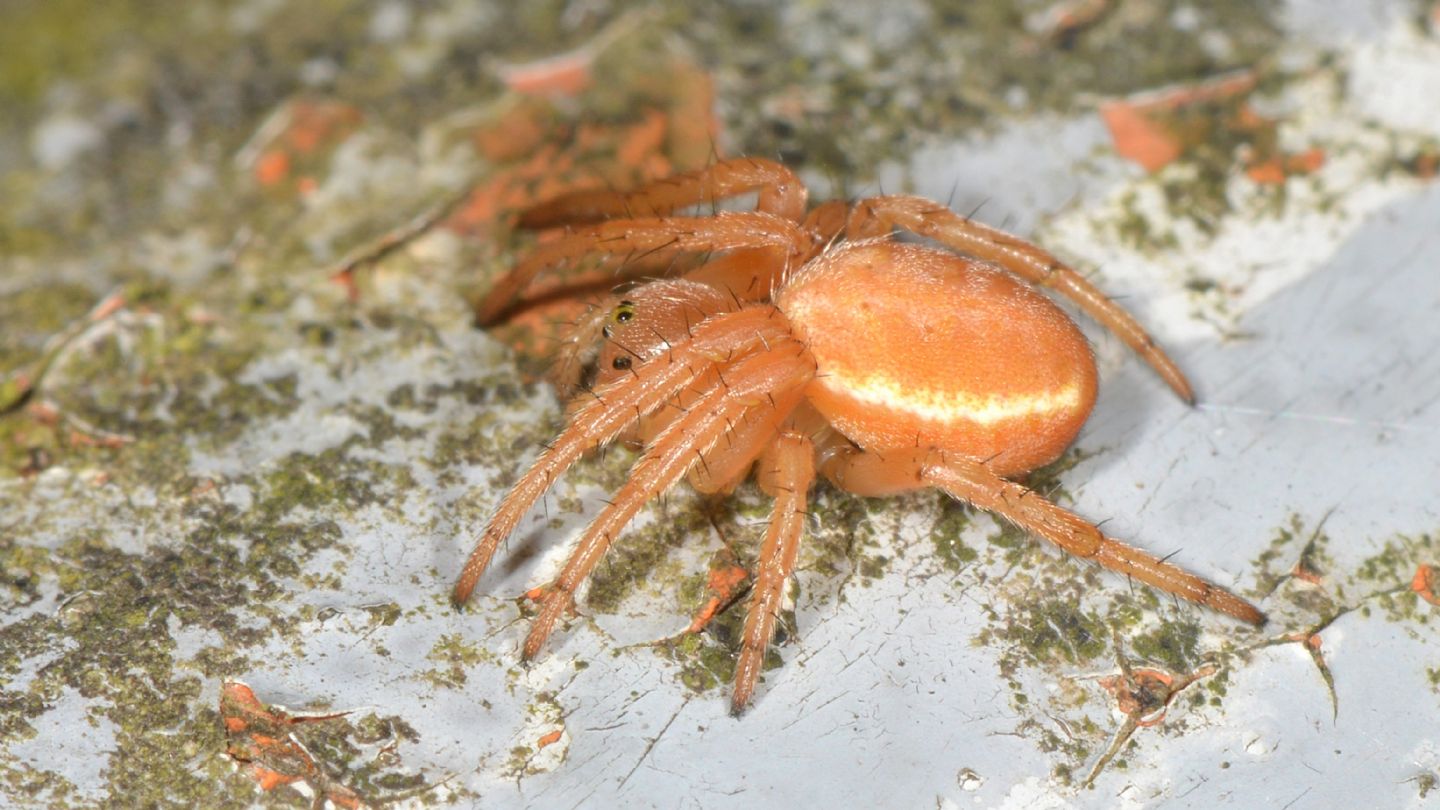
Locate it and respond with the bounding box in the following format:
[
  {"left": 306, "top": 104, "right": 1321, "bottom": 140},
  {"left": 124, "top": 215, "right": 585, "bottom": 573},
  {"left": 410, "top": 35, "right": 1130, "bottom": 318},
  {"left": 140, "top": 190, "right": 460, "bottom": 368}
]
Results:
[
  {"left": 671, "top": 248, "right": 788, "bottom": 301},
  {"left": 846, "top": 196, "right": 1196, "bottom": 404},
  {"left": 475, "top": 212, "right": 812, "bottom": 326},
  {"left": 545, "top": 296, "right": 622, "bottom": 395},
  {"left": 688, "top": 388, "right": 808, "bottom": 495},
  {"left": 452, "top": 307, "right": 794, "bottom": 604},
  {"left": 799, "top": 200, "right": 852, "bottom": 246},
  {"left": 681, "top": 200, "right": 855, "bottom": 303},
  {"left": 517, "top": 157, "right": 808, "bottom": 229},
  {"left": 522, "top": 339, "right": 816, "bottom": 659},
  {"left": 502, "top": 193, "right": 849, "bottom": 393},
  {"left": 731, "top": 431, "right": 816, "bottom": 714},
  {"left": 543, "top": 197, "right": 847, "bottom": 393},
  {"left": 822, "top": 447, "right": 1265, "bottom": 625}
]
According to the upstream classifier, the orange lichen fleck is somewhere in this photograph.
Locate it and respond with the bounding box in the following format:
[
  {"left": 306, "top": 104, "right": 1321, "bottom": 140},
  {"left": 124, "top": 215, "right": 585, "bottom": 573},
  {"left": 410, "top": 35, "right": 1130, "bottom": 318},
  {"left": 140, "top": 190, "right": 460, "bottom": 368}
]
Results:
[
  {"left": 1101, "top": 71, "right": 1258, "bottom": 172},
  {"left": 1247, "top": 147, "right": 1326, "bottom": 184},
  {"left": 1413, "top": 564, "right": 1439, "bottom": 606},
  {"left": 219, "top": 682, "right": 362, "bottom": 807},
  {"left": 67, "top": 429, "right": 131, "bottom": 449},
  {"left": 471, "top": 100, "right": 553, "bottom": 164},
  {"left": 706, "top": 560, "right": 749, "bottom": 597},
  {"left": 252, "top": 766, "right": 300, "bottom": 791},
  {"left": 617, "top": 110, "right": 671, "bottom": 173},
  {"left": 90, "top": 292, "right": 127, "bottom": 321},
  {"left": 1104, "top": 71, "right": 1328, "bottom": 188},
  {"left": 537, "top": 729, "right": 564, "bottom": 748},
  {"left": 686, "top": 556, "right": 751, "bottom": 634},
  {"left": 1245, "top": 159, "right": 1287, "bottom": 185},
  {"left": 329, "top": 264, "right": 362, "bottom": 303},
  {"left": 1099, "top": 102, "right": 1182, "bottom": 172},
  {"left": 254, "top": 150, "right": 291, "bottom": 186},
  {"left": 1034, "top": 0, "right": 1111, "bottom": 39},
  {"left": 1290, "top": 559, "right": 1325, "bottom": 585},
  {"left": 26, "top": 401, "right": 59, "bottom": 426},
  {"left": 501, "top": 52, "right": 594, "bottom": 97},
  {"left": 283, "top": 99, "right": 363, "bottom": 154},
  {"left": 243, "top": 98, "right": 362, "bottom": 192},
  {"left": 1289, "top": 147, "right": 1326, "bottom": 173},
  {"left": 1099, "top": 667, "right": 1175, "bottom": 726},
  {"left": 1410, "top": 151, "right": 1438, "bottom": 180}
]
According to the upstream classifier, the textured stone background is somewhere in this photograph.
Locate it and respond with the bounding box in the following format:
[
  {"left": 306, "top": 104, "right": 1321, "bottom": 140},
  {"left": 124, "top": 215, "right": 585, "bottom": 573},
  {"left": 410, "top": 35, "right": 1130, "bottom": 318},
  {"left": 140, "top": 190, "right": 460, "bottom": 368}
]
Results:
[{"left": 2, "top": 1, "right": 1438, "bottom": 807}]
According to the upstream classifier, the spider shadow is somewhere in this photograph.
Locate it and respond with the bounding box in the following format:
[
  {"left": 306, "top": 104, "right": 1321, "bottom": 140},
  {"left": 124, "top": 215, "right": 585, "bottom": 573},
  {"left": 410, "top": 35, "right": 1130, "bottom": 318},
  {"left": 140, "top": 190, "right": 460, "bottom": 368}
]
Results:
[
  {"left": 1054, "top": 347, "right": 1206, "bottom": 541},
  {"left": 493, "top": 524, "right": 553, "bottom": 583}
]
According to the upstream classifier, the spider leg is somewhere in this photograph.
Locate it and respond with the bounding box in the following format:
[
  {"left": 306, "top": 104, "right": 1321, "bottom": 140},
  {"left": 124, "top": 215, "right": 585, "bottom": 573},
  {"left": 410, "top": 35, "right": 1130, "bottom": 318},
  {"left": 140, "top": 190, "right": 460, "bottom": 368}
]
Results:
[
  {"left": 847, "top": 196, "right": 1196, "bottom": 404},
  {"left": 731, "top": 431, "right": 816, "bottom": 714},
  {"left": 679, "top": 248, "right": 789, "bottom": 303},
  {"left": 801, "top": 200, "right": 851, "bottom": 246},
  {"left": 544, "top": 202, "right": 848, "bottom": 321},
  {"left": 677, "top": 201, "right": 854, "bottom": 303},
  {"left": 518, "top": 157, "right": 807, "bottom": 229},
  {"left": 688, "top": 388, "right": 807, "bottom": 495},
  {"left": 821, "top": 447, "right": 1265, "bottom": 625},
  {"left": 522, "top": 342, "right": 815, "bottom": 659},
  {"left": 476, "top": 212, "right": 812, "bottom": 326},
  {"left": 545, "top": 294, "right": 617, "bottom": 397},
  {"left": 453, "top": 307, "right": 794, "bottom": 604}
]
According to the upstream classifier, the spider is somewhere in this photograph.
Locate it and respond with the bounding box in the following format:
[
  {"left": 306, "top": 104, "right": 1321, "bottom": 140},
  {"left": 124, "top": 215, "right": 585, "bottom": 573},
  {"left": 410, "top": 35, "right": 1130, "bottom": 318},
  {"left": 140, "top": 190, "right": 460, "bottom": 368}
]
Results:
[{"left": 453, "top": 158, "right": 1265, "bottom": 714}]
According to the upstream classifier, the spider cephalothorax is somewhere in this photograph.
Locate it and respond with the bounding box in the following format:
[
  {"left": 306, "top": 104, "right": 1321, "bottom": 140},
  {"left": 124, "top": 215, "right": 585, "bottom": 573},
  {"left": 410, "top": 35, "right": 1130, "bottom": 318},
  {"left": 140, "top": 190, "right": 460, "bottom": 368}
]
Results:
[{"left": 453, "top": 158, "right": 1263, "bottom": 714}]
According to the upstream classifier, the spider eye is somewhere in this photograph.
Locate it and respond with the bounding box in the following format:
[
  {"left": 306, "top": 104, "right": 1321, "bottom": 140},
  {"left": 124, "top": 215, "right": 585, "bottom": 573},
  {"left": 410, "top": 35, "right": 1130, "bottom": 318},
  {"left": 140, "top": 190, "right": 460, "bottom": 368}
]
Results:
[
  {"left": 611, "top": 355, "right": 632, "bottom": 370},
  {"left": 613, "top": 301, "right": 636, "bottom": 323}
]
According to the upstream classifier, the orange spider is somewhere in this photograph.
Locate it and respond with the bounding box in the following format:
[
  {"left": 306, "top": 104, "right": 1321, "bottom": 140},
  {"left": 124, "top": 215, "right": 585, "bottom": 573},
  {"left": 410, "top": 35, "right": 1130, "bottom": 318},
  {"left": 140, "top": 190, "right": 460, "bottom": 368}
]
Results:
[{"left": 453, "top": 158, "right": 1265, "bottom": 714}]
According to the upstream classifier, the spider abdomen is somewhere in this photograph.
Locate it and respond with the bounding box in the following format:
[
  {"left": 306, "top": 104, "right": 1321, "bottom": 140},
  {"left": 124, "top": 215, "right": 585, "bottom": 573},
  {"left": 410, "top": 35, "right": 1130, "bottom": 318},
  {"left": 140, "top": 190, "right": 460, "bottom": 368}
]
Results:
[{"left": 777, "top": 240, "right": 1098, "bottom": 476}]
